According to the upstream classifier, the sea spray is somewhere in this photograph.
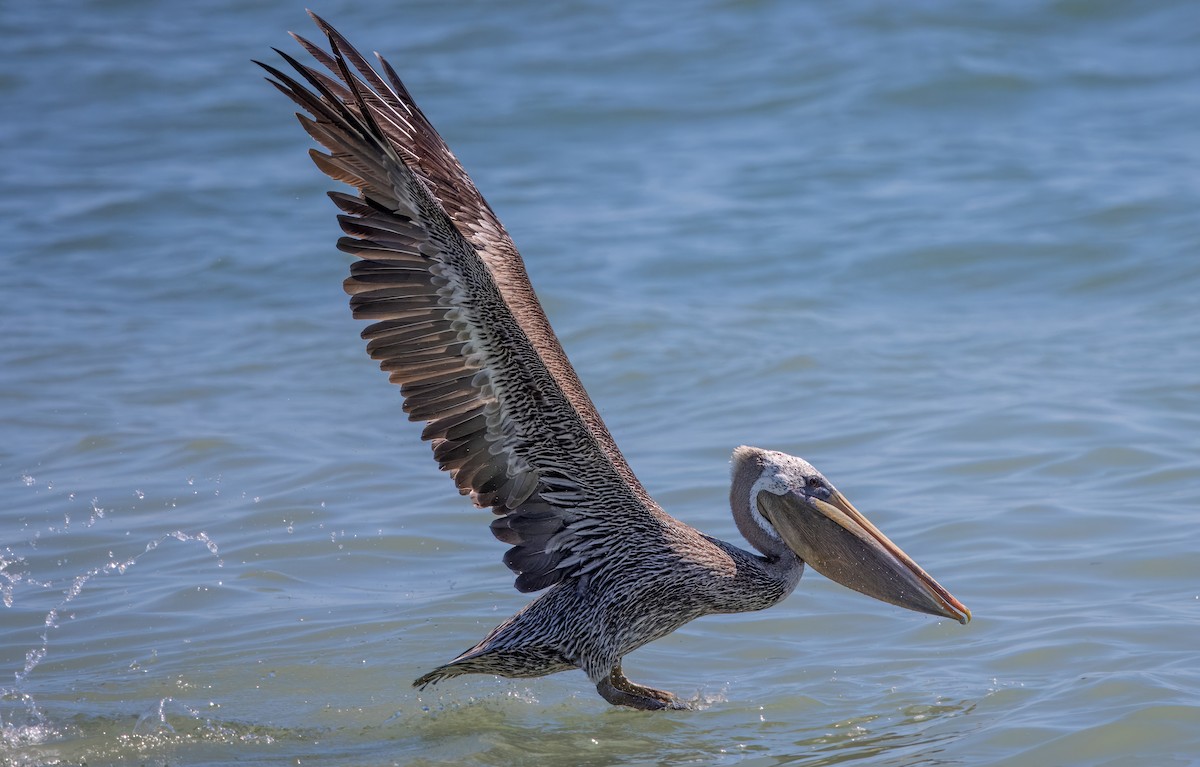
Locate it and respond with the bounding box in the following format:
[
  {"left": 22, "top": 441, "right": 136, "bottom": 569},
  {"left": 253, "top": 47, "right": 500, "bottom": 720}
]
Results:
[{"left": 1, "top": 483, "right": 224, "bottom": 749}]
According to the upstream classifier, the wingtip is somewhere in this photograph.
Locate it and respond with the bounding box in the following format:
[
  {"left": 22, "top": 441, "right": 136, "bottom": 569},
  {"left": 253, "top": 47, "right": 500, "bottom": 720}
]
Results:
[{"left": 306, "top": 9, "right": 338, "bottom": 41}]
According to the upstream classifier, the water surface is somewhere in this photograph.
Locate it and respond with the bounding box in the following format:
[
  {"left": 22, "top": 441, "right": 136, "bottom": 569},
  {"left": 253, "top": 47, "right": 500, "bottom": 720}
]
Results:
[{"left": 2, "top": 1, "right": 1198, "bottom": 765}]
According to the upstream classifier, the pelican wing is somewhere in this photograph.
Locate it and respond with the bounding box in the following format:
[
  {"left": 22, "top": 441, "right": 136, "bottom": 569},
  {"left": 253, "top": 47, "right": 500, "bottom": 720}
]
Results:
[{"left": 259, "top": 15, "right": 663, "bottom": 592}]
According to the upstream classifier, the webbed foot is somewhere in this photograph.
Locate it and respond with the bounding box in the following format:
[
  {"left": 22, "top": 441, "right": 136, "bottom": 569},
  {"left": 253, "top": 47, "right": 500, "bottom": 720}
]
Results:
[{"left": 596, "top": 663, "right": 689, "bottom": 710}]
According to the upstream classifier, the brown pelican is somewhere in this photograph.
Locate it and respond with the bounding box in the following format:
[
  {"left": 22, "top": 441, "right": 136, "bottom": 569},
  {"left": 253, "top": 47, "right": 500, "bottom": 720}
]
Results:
[{"left": 259, "top": 14, "right": 970, "bottom": 710}]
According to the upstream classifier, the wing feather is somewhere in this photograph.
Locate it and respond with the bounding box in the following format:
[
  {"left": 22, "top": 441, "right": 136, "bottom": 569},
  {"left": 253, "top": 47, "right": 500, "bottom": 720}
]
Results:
[
  {"left": 259, "top": 16, "right": 670, "bottom": 592},
  {"left": 298, "top": 14, "right": 646, "bottom": 492}
]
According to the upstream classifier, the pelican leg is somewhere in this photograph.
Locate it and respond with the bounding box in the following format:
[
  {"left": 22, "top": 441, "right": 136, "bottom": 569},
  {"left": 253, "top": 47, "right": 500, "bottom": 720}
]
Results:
[{"left": 596, "top": 662, "right": 688, "bottom": 710}]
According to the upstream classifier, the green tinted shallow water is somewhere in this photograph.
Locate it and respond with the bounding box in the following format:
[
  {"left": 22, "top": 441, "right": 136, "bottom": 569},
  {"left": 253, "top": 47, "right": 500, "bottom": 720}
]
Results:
[{"left": 2, "top": 2, "right": 1198, "bottom": 765}]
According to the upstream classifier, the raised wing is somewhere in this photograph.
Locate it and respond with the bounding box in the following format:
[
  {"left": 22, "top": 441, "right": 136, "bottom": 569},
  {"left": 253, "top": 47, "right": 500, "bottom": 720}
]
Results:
[{"left": 258, "top": 14, "right": 665, "bottom": 592}]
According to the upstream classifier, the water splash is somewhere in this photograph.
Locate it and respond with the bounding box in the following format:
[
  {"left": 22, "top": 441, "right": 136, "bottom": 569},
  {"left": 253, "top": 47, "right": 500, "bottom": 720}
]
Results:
[
  {"left": 132, "top": 697, "right": 203, "bottom": 736},
  {"left": 1, "top": 480, "right": 225, "bottom": 750}
]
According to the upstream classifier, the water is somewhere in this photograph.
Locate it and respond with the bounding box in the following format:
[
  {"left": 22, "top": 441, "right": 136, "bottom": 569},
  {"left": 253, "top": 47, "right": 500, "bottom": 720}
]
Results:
[{"left": 2, "top": 1, "right": 1198, "bottom": 764}]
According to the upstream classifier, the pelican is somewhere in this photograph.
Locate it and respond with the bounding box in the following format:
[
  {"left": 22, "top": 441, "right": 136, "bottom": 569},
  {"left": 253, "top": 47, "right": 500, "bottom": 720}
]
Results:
[{"left": 259, "top": 14, "right": 970, "bottom": 710}]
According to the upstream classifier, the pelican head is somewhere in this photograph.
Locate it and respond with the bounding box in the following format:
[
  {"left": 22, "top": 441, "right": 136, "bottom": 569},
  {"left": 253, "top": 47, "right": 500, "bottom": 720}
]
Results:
[{"left": 731, "top": 446, "right": 970, "bottom": 624}]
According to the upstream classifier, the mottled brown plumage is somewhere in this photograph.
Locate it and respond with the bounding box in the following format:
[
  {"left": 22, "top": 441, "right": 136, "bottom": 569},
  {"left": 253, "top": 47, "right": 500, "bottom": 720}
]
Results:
[{"left": 260, "top": 14, "right": 970, "bottom": 710}]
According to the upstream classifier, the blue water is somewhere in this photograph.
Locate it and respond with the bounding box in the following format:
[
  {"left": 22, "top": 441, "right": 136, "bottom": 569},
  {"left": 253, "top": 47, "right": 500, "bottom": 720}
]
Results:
[{"left": 3, "top": 2, "right": 1198, "bottom": 765}]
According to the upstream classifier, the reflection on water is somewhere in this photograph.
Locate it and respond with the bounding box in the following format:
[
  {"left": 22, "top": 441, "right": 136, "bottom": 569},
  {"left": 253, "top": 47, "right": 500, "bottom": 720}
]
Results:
[
  {"left": 774, "top": 698, "right": 979, "bottom": 766},
  {"left": 5, "top": 688, "right": 986, "bottom": 767},
  {"left": 381, "top": 689, "right": 985, "bottom": 767}
]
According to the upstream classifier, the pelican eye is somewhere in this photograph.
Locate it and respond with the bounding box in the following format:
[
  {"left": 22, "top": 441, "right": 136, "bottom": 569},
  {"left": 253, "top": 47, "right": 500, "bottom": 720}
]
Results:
[{"left": 804, "top": 477, "right": 831, "bottom": 500}]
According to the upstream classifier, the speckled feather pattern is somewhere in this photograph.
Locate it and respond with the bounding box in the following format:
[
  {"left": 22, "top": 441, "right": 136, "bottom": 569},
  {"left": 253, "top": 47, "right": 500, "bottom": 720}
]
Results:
[{"left": 260, "top": 14, "right": 805, "bottom": 704}]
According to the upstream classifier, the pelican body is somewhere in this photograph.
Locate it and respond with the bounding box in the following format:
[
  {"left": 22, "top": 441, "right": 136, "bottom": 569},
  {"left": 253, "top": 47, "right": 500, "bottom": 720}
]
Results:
[{"left": 260, "top": 15, "right": 970, "bottom": 710}]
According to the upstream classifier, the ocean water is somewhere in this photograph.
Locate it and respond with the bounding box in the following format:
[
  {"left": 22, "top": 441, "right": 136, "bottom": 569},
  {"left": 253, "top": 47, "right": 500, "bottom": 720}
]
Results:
[{"left": 2, "top": 1, "right": 1198, "bottom": 765}]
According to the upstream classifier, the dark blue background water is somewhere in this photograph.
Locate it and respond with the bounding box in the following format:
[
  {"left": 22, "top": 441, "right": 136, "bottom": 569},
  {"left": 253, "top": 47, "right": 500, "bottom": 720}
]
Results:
[{"left": 3, "top": 2, "right": 1198, "bottom": 764}]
